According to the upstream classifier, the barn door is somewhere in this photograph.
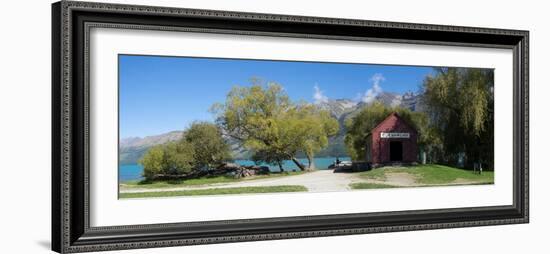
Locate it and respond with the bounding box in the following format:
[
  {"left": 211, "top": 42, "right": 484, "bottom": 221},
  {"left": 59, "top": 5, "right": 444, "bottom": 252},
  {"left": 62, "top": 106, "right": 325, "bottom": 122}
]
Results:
[{"left": 390, "top": 141, "right": 403, "bottom": 161}]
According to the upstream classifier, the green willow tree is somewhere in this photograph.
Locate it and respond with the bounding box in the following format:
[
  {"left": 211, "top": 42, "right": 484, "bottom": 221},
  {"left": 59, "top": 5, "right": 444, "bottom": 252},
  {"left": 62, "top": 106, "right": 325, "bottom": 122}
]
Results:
[
  {"left": 288, "top": 103, "right": 339, "bottom": 170},
  {"left": 162, "top": 141, "right": 196, "bottom": 174},
  {"left": 184, "top": 121, "right": 232, "bottom": 170},
  {"left": 139, "top": 122, "right": 232, "bottom": 180},
  {"left": 344, "top": 102, "right": 431, "bottom": 161},
  {"left": 139, "top": 141, "right": 195, "bottom": 179},
  {"left": 211, "top": 81, "right": 339, "bottom": 171},
  {"left": 139, "top": 145, "right": 165, "bottom": 179},
  {"left": 422, "top": 67, "right": 494, "bottom": 169}
]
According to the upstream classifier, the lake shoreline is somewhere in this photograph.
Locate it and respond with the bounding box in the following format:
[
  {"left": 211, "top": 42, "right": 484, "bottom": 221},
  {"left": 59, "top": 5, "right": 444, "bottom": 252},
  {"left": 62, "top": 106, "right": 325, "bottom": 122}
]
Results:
[{"left": 119, "top": 157, "right": 351, "bottom": 183}]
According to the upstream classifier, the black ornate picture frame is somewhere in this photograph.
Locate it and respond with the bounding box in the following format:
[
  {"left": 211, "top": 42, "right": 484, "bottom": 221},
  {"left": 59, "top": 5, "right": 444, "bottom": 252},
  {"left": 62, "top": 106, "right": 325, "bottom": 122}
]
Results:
[{"left": 51, "top": 1, "right": 529, "bottom": 253}]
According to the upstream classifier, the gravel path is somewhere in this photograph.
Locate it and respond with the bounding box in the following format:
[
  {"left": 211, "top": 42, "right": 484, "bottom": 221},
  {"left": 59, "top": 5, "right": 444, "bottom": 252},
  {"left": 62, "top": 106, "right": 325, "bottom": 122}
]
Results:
[
  {"left": 121, "top": 170, "right": 362, "bottom": 194},
  {"left": 119, "top": 169, "right": 483, "bottom": 194}
]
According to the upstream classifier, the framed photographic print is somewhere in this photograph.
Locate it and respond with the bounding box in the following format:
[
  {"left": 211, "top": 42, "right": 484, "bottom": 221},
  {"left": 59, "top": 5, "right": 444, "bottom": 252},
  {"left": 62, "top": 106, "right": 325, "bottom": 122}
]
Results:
[{"left": 51, "top": 1, "right": 529, "bottom": 253}]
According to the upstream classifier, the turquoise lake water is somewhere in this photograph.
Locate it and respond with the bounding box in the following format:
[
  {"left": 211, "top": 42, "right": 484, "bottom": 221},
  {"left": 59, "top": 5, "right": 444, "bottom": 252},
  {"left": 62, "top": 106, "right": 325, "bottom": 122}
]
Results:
[{"left": 119, "top": 157, "right": 351, "bottom": 182}]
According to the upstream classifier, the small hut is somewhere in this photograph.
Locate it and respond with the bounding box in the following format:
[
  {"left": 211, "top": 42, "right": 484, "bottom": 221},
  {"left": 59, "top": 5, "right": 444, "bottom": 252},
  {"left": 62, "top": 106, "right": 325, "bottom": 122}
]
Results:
[{"left": 365, "top": 112, "right": 418, "bottom": 167}]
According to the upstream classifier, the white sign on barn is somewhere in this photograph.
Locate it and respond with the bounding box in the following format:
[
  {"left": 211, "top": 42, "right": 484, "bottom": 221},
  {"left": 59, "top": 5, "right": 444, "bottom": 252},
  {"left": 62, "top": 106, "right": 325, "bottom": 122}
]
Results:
[{"left": 380, "top": 132, "right": 410, "bottom": 138}]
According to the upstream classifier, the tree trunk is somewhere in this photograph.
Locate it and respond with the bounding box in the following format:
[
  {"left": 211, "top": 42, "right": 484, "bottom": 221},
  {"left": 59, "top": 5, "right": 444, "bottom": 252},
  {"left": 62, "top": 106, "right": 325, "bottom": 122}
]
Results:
[
  {"left": 306, "top": 155, "right": 315, "bottom": 170},
  {"left": 421, "top": 150, "right": 427, "bottom": 164},
  {"left": 277, "top": 161, "right": 284, "bottom": 172},
  {"left": 291, "top": 157, "right": 306, "bottom": 171}
]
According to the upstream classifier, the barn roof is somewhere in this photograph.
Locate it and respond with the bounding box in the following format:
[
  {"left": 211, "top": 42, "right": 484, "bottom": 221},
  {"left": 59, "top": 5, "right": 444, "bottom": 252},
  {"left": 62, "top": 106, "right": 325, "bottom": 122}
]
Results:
[{"left": 368, "top": 112, "right": 418, "bottom": 135}]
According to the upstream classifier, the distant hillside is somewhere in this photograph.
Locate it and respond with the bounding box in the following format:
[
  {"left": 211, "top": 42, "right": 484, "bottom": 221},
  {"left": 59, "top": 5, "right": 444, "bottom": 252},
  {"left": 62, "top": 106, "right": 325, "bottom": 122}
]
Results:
[
  {"left": 119, "top": 131, "right": 183, "bottom": 164},
  {"left": 119, "top": 92, "right": 423, "bottom": 164}
]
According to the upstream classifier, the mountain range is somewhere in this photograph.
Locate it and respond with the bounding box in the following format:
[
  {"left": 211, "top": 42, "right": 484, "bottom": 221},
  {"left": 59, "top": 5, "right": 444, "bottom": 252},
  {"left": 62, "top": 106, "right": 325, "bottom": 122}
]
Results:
[{"left": 119, "top": 91, "right": 423, "bottom": 164}]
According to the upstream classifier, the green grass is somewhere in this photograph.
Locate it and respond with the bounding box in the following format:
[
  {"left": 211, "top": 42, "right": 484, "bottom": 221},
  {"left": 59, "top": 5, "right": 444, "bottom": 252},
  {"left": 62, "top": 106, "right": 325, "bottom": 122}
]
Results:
[
  {"left": 119, "top": 185, "right": 308, "bottom": 199},
  {"left": 120, "top": 171, "right": 306, "bottom": 190},
  {"left": 359, "top": 164, "right": 494, "bottom": 185},
  {"left": 350, "top": 182, "right": 400, "bottom": 189}
]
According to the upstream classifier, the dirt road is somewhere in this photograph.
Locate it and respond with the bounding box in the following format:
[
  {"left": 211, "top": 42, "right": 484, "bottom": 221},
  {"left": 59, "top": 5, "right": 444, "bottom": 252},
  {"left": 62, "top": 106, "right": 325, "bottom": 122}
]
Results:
[
  {"left": 121, "top": 170, "right": 363, "bottom": 194},
  {"left": 120, "top": 167, "right": 488, "bottom": 194}
]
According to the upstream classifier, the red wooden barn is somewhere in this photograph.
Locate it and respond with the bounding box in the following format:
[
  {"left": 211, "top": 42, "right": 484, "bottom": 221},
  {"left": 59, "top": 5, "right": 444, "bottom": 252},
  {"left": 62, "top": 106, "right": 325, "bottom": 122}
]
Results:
[{"left": 365, "top": 112, "right": 418, "bottom": 167}]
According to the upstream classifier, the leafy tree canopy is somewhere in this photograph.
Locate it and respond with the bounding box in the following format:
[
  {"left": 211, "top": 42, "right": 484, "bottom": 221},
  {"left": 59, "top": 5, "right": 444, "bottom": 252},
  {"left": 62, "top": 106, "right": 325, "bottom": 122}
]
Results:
[
  {"left": 184, "top": 121, "right": 232, "bottom": 169},
  {"left": 139, "top": 122, "right": 232, "bottom": 180},
  {"left": 140, "top": 141, "right": 195, "bottom": 179},
  {"left": 422, "top": 68, "right": 494, "bottom": 168},
  {"left": 212, "top": 79, "right": 339, "bottom": 171}
]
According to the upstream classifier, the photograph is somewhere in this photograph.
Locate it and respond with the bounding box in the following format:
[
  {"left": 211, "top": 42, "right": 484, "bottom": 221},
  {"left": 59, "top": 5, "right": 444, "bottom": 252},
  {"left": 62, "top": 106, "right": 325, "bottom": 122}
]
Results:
[
  {"left": 46, "top": 1, "right": 531, "bottom": 252},
  {"left": 118, "top": 55, "right": 495, "bottom": 199}
]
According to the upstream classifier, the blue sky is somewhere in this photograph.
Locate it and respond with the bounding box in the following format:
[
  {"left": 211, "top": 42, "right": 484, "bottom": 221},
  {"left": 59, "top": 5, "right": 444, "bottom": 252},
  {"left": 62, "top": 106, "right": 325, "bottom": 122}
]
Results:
[{"left": 119, "top": 55, "right": 434, "bottom": 138}]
